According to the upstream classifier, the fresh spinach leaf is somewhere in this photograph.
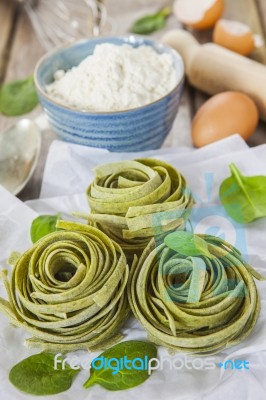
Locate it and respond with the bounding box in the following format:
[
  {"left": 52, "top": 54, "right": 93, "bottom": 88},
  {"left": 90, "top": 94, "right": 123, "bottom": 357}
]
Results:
[
  {"left": 164, "top": 231, "right": 213, "bottom": 258},
  {"left": 84, "top": 340, "right": 157, "bottom": 391},
  {"left": 131, "top": 7, "right": 171, "bottom": 34},
  {"left": 31, "top": 214, "right": 61, "bottom": 243},
  {"left": 0, "top": 75, "right": 39, "bottom": 116},
  {"left": 219, "top": 163, "right": 266, "bottom": 224},
  {"left": 9, "top": 353, "right": 79, "bottom": 396}
]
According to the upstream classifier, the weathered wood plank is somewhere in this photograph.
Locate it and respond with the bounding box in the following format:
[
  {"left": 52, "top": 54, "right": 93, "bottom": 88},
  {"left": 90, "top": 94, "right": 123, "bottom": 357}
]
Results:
[
  {"left": 257, "top": 0, "right": 266, "bottom": 35},
  {"left": 193, "top": 0, "right": 266, "bottom": 107},
  {"left": 0, "top": 0, "right": 17, "bottom": 81},
  {"left": 193, "top": 0, "right": 266, "bottom": 61},
  {"left": 4, "top": 12, "right": 44, "bottom": 80},
  {"left": 1, "top": 0, "right": 263, "bottom": 204},
  {"left": 0, "top": 10, "right": 56, "bottom": 200},
  {"left": 190, "top": 0, "right": 266, "bottom": 145},
  {"left": 0, "top": 10, "right": 45, "bottom": 134},
  {"left": 248, "top": 121, "right": 266, "bottom": 146},
  {"left": 224, "top": 0, "right": 266, "bottom": 64}
]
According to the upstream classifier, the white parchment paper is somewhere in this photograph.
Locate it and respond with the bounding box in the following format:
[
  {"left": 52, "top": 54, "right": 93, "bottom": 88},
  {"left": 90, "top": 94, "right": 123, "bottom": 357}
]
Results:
[{"left": 1, "top": 135, "right": 266, "bottom": 400}]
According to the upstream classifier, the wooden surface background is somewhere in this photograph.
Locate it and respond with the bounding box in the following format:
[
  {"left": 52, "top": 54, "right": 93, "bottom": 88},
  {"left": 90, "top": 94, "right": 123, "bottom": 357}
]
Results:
[{"left": 0, "top": 0, "right": 265, "bottom": 201}]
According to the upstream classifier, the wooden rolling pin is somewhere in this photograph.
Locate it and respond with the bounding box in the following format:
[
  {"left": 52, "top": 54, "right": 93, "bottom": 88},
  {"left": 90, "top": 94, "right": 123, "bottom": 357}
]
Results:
[{"left": 162, "top": 30, "right": 266, "bottom": 121}]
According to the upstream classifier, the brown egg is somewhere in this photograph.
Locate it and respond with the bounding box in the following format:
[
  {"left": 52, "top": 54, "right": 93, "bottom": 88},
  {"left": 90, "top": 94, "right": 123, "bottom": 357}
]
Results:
[
  {"left": 173, "top": 0, "right": 224, "bottom": 30},
  {"left": 213, "top": 19, "right": 263, "bottom": 55},
  {"left": 192, "top": 92, "right": 259, "bottom": 147}
]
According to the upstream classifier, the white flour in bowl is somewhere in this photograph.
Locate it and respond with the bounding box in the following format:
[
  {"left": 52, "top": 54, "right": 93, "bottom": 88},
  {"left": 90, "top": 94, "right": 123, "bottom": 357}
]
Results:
[{"left": 46, "top": 43, "right": 179, "bottom": 112}]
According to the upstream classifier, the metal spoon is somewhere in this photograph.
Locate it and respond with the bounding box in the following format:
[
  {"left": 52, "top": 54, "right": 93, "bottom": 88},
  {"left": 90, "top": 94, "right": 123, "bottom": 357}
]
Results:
[{"left": 0, "top": 119, "right": 42, "bottom": 195}]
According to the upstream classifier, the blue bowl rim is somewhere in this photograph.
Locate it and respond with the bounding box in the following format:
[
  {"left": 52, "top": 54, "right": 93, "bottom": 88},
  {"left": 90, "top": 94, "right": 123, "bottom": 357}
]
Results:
[{"left": 34, "top": 34, "right": 185, "bottom": 116}]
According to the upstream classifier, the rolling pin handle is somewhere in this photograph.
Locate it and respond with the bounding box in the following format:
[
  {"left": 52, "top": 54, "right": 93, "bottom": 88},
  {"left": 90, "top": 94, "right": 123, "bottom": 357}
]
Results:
[
  {"left": 161, "top": 30, "right": 200, "bottom": 67},
  {"left": 162, "top": 29, "right": 266, "bottom": 120}
]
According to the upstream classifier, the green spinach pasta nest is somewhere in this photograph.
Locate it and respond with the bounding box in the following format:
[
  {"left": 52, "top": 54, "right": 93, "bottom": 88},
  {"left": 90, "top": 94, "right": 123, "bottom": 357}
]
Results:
[
  {"left": 129, "top": 234, "right": 263, "bottom": 355},
  {"left": 0, "top": 221, "right": 129, "bottom": 352},
  {"left": 86, "top": 158, "right": 194, "bottom": 257}
]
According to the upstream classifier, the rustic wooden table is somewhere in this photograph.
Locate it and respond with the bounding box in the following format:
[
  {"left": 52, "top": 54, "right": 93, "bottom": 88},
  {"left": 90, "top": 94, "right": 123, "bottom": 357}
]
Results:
[{"left": 0, "top": 0, "right": 265, "bottom": 201}]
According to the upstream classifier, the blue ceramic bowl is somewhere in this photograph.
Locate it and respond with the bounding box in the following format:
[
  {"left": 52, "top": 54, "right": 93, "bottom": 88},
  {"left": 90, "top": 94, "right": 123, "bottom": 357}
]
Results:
[{"left": 34, "top": 36, "right": 184, "bottom": 152}]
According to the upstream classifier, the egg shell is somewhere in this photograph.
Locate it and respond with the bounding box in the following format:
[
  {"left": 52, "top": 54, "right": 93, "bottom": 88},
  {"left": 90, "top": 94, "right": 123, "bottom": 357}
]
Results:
[
  {"left": 173, "top": 0, "right": 224, "bottom": 30},
  {"left": 213, "top": 20, "right": 255, "bottom": 55},
  {"left": 192, "top": 92, "right": 259, "bottom": 147},
  {"left": 190, "top": 0, "right": 224, "bottom": 29}
]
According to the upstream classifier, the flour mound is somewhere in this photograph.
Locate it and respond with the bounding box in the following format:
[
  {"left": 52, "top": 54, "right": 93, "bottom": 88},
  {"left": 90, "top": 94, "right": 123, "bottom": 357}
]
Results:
[{"left": 46, "top": 43, "right": 178, "bottom": 112}]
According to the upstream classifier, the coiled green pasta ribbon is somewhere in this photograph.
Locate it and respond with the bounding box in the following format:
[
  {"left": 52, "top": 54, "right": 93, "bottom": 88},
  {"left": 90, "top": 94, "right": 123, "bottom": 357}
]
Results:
[
  {"left": 86, "top": 158, "right": 194, "bottom": 258},
  {"left": 129, "top": 234, "right": 264, "bottom": 355},
  {"left": 0, "top": 221, "right": 129, "bottom": 352}
]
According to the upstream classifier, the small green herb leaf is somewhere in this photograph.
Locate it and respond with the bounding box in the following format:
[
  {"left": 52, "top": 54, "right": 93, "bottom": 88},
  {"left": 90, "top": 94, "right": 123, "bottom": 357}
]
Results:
[
  {"left": 31, "top": 214, "right": 61, "bottom": 243},
  {"left": 84, "top": 340, "right": 157, "bottom": 391},
  {"left": 131, "top": 7, "right": 171, "bottom": 35},
  {"left": 9, "top": 353, "right": 79, "bottom": 396},
  {"left": 164, "top": 231, "right": 213, "bottom": 258},
  {"left": 219, "top": 163, "right": 266, "bottom": 224},
  {"left": 0, "top": 76, "right": 39, "bottom": 116}
]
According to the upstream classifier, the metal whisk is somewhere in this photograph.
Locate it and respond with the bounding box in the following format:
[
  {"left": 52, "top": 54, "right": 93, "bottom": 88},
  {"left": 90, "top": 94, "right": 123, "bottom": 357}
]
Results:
[{"left": 15, "top": 0, "right": 113, "bottom": 50}]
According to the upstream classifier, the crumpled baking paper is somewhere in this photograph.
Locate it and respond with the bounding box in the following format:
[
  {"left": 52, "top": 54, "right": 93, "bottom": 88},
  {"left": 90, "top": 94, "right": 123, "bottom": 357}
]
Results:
[{"left": 1, "top": 135, "right": 266, "bottom": 400}]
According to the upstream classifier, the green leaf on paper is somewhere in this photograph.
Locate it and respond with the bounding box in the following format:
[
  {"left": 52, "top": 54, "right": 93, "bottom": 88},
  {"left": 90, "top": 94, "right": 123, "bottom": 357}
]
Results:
[
  {"left": 164, "top": 231, "right": 213, "bottom": 258},
  {"left": 219, "top": 163, "right": 266, "bottom": 224},
  {"left": 0, "top": 76, "right": 39, "bottom": 116},
  {"left": 31, "top": 214, "right": 61, "bottom": 243},
  {"left": 84, "top": 340, "right": 157, "bottom": 391},
  {"left": 9, "top": 353, "right": 79, "bottom": 396},
  {"left": 131, "top": 7, "right": 171, "bottom": 35}
]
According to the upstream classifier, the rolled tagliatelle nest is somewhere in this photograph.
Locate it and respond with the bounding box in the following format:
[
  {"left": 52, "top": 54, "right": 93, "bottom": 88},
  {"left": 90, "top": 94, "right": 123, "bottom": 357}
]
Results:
[
  {"left": 86, "top": 158, "right": 194, "bottom": 258},
  {"left": 0, "top": 221, "right": 129, "bottom": 352},
  {"left": 129, "top": 234, "right": 263, "bottom": 355}
]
